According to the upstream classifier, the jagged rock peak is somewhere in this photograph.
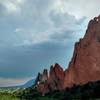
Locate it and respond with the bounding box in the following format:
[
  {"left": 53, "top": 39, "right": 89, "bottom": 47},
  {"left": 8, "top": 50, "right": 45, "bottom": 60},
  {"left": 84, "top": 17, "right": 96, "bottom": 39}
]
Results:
[
  {"left": 49, "top": 63, "right": 64, "bottom": 77},
  {"left": 54, "top": 63, "right": 63, "bottom": 70},
  {"left": 35, "top": 72, "right": 42, "bottom": 84},
  {"left": 85, "top": 15, "right": 100, "bottom": 39},
  {"left": 35, "top": 63, "right": 65, "bottom": 95},
  {"left": 42, "top": 69, "right": 48, "bottom": 82},
  {"left": 50, "top": 63, "right": 64, "bottom": 74},
  {"left": 35, "top": 69, "right": 48, "bottom": 85},
  {"left": 64, "top": 15, "right": 100, "bottom": 88}
]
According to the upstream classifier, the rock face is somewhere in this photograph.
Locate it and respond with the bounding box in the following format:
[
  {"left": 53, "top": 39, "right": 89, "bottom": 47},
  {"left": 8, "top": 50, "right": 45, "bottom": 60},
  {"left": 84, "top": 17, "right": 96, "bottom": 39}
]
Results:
[
  {"left": 35, "top": 15, "right": 100, "bottom": 94},
  {"left": 64, "top": 15, "right": 100, "bottom": 88},
  {"left": 35, "top": 63, "right": 65, "bottom": 94},
  {"left": 35, "top": 69, "right": 48, "bottom": 85},
  {"left": 47, "top": 63, "right": 64, "bottom": 91}
]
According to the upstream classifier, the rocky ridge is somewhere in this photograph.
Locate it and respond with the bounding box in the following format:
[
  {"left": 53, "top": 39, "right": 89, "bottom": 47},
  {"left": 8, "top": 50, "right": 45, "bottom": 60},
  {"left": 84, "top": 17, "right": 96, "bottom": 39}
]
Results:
[{"left": 35, "top": 15, "right": 100, "bottom": 95}]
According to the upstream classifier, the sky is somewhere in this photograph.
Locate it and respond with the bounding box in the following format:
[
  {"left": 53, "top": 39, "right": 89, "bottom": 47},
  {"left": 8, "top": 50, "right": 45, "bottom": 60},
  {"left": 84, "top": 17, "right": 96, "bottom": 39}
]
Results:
[{"left": 0, "top": 0, "right": 100, "bottom": 87}]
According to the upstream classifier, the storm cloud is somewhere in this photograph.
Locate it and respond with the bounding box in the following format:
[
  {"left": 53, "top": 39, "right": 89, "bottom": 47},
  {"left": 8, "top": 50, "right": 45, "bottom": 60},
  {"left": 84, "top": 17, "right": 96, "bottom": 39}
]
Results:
[{"left": 0, "top": 0, "right": 99, "bottom": 86}]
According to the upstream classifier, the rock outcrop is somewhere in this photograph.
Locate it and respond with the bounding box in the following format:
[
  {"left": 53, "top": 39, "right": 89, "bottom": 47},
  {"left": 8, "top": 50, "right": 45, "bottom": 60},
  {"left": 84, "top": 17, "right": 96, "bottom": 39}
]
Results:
[
  {"left": 64, "top": 15, "right": 100, "bottom": 88},
  {"left": 35, "top": 63, "right": 65, "bottom": 94},
  {"left": 35, "top": 69, "right": 48, "bottom": 85},
  {"left": 35, "top": 15, "right": 100, "bottom": 95},
  {"left": 46, "top": 63, "right": 64, "bottom": 91}
]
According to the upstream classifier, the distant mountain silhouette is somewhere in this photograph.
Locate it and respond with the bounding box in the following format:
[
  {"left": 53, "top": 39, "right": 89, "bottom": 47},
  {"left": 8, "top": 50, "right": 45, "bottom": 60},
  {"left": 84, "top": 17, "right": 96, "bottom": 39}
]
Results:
[
  {"left": 0, "top": 78, "right": 35, "bottom": 89},
  {"left": 21, "top": 78, "right": 35, "bottom": 88}
]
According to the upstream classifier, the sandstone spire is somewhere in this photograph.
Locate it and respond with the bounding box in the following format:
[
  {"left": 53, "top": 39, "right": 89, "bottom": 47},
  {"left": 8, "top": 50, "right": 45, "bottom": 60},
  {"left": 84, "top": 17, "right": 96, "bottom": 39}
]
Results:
[
  {"left": 64, "top": 15, "right": 100, "bottom": 88},
  {"left": 35, "top": 15, "right": 100, "bottom": 94}
]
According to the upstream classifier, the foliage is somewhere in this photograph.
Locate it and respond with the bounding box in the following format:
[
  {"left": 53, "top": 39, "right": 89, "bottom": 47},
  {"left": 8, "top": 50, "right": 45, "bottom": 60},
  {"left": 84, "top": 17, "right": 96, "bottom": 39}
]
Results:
[
  {"left": 19, "top": 80, "right": 100, "bottom": 100},
  {"left": 0, "top": 91, "right": 20, "bottom": 100},
  {"left": 1, "top": 80, "right": 100, "bottom": 100}
]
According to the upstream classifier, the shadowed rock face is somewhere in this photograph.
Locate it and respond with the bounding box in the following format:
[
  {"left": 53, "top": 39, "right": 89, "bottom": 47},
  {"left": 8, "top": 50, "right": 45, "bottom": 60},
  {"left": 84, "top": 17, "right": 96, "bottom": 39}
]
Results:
[
  {"left": 36, "top": 63, "right": 65, "bottom": 94},
  {"left": 48, "top": 63, "right": 65, "bottom": 91},
  {"left": 35, "top": 15, "right": 100, "bottom": 95},
  {"left": 35, "top": 69, "right": 48, "bottom": 85}
]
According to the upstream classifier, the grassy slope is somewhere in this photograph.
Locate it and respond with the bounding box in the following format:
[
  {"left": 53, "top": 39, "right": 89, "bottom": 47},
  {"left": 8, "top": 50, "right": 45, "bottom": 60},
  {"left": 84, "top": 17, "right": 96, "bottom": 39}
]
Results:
[
  {"left": 0, "top": 93, "right": 19, "bottom": 100},
  {"left": 0, "top": 88, "right": 22, "bottom": 100},
  {"left": 19, "top": 80, "right": 100, "bottom": 100},
  {"left": 1, "top": 80, "right": 100, "bottom": 100}
]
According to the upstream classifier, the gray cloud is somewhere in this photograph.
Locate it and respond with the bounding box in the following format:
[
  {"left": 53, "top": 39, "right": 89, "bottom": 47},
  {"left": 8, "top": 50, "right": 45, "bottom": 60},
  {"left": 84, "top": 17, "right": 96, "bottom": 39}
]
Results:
[
  {"left": 61, "top": 0, "right": 100, "bottom": 19},
  {"left": 0, "top": 3, "right": 6, "bottom": 16},
  {"left": 0, "top": 41, "right": 73, "bottom": 78},
  {"left": 0, "top": 0, "right": 99, "bottom": 86}
]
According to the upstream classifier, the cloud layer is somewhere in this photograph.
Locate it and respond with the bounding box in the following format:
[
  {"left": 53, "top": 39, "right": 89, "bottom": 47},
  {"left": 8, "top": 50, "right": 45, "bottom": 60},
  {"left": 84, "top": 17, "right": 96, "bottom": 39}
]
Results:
[{"left": 0, "top": 0, "right": 100, "bottom": 86}]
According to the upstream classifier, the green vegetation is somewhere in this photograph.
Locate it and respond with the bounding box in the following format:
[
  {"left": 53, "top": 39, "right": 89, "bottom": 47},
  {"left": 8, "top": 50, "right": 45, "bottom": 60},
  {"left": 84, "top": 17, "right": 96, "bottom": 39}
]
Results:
[
  {"left": 0, "top": 88, "right": 22, "bottom": 100},
  {"left": 19, "top": 80, "right": 100, "bottom": 100},
  {"left": 0, "top": 93, "right": 19, "bottom": 100},
  {"left": 1, "top": 80, "right": 100, "bottom": 100}
]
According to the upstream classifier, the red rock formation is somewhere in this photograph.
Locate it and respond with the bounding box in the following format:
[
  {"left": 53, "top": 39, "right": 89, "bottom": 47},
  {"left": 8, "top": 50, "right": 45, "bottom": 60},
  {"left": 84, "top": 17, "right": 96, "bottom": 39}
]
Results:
[
  {"left": 44, "top": 63, "right": 65, "bottom": 94},
  {"left": 35, "top": 69, "right": 48, "bottom": 92},
  {"left": 48, "top": 63, "right": 65, "bottom": 90},
  {"left": 36, "top": 63, "right": 65, "bottom": 95},
  {"left": 36, "top": 15, "right": 100, "bottom": 94},
  {"left": 35, "top": 69, "right": 48, "bottom": 85},
  {"left": 64, "top": 15, "right": 100, "bottom": 88}
]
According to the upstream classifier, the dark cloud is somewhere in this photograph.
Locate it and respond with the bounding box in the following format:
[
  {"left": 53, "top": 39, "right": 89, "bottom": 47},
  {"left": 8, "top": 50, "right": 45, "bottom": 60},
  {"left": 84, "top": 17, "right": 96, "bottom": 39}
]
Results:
[
  {"left": 0, "top": 3, "right": 5, "bottom": 16},
  {"left": 0, "top": 0, "right": 94, "bottom": 86},
  {"left": 0, "top": 41, "right": 73, "bottom": 78}
]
